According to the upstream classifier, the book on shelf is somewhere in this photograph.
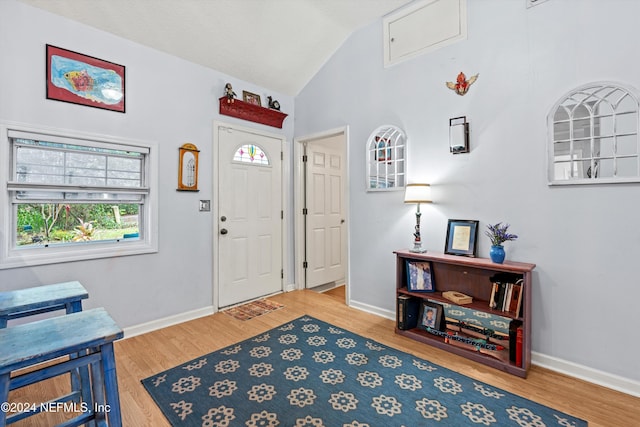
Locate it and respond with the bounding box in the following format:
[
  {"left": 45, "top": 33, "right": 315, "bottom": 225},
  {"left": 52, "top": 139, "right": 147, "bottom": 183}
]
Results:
[
  {"left": 509, "top": 319, "right": 523, "bottom": 364},
  {"left": 508, "top": 281, "right": 523, "bottom": 315},
  {"left": 516, "top": 326, "right": 523, "bottom": 367},
  {"left": 489, "top": 279, "right": 524, "bottom": 315},
  {"left": 397, "top": 295, "right": 420, "bottom": 330}
]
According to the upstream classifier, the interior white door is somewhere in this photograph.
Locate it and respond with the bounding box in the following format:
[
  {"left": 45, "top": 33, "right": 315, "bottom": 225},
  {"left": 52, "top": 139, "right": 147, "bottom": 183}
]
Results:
[
  {"left": 218, "top": 125, "right": 282, "bottom": 307},
  {"left": 305, "top": 135, "right": 346, "bottom": 288}
]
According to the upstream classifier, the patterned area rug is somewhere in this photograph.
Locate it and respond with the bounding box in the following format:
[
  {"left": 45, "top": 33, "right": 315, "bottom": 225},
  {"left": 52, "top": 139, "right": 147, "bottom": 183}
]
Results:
[
  {"left": 222, "top": 299, "right": 284, "bottom": 321},
  {"left": 142, "top": 316, "right": 587, "bottom": 426}
]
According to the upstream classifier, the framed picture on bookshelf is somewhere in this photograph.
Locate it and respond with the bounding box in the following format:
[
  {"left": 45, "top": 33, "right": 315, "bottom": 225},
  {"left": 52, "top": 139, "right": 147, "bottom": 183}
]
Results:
[
  {"left": 419, "top": 301, "right": 445, "bottom": 331},
  {"left": 444, "top": 219, "right": 479, "bottom": 257},
  {"left": 406, "top": 260, "right": 435, "bottom": 292}
]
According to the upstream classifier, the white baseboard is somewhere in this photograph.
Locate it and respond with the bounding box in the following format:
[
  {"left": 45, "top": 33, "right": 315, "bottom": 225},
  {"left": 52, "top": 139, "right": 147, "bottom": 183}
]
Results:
[
  {"left": 123, "top": 306, "right": 215, "bottom": 338},
  {"left": 350, "top": 298, "right": 640, "bottom": 398},
  {"left": 348, "top": 299, "right": 395, "bottom": 321},
  {"left": 532, "top": 351, "right": 640, "bottom": 398}
]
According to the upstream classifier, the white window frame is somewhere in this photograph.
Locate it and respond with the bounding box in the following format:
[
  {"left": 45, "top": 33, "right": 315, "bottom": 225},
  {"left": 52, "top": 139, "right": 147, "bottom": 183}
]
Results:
[{"left": 0, "top": 122, "right": 158, "bottom": 269}]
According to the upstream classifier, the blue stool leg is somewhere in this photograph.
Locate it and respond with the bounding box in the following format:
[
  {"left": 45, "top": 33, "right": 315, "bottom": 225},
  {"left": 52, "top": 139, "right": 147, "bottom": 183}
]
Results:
[
  {"left": 0, "top": 372, "right": 9, "bottom": 426},
  {"left": 101, "top": 343, "right": 122, "bottom": 427},
  {"left": 90, "top": 355, "right": 107, "bottom": 426},
  {"left": 0, "top": 316, "right": 7, "bottom": 329},
  {"left": 65, "top": 301, "right": 93, "bottom": 415}
]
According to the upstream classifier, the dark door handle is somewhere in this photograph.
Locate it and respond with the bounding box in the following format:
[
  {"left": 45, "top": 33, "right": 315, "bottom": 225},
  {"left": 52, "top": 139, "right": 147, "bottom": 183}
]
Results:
[{"left": 220, "top": 228, "right": 228, "bottom": 235}]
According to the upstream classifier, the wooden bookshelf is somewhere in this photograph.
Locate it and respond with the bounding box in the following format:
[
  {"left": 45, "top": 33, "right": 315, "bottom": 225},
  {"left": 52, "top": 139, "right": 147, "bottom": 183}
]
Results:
[{"left": 394, "top": 250, "right": 536, "bottom": 378}]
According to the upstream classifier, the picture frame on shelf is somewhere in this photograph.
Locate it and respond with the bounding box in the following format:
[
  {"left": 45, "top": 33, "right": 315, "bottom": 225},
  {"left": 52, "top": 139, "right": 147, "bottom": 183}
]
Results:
[
  {"left": 444, "top": 219, "right": 479, "bottom": 257},
  {"left": 406, "top": 260, "right": 435, "bottom": 292},
  {"left": 419, "top": 300, "right": 445, "bottom": 331},
  {"left": 242, "top": 90, "right": 261, "bottom": 106},
  {"left": 46, "top": 44, "right": 125, "bottom": 113}
]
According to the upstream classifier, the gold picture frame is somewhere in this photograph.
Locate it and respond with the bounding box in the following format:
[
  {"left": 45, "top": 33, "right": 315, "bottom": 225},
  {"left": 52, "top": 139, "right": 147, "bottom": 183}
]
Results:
[
  {"left": 177, "top": 143, "right": 200, "bottom": 191},
  {"left": 242, "top": 90, "right": 261, "bottom": 106}
]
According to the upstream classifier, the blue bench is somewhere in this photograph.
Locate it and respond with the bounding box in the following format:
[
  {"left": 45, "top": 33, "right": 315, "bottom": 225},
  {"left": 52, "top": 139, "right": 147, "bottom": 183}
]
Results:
[
  {"left": 0, "top": 308, "right": 123, "bottom": 426},
  {"left": 0, "top": 281, "right": 88, "bottom": 328},
  {"left": 0, "top": 281, "right": 91, "bottom": 411}
]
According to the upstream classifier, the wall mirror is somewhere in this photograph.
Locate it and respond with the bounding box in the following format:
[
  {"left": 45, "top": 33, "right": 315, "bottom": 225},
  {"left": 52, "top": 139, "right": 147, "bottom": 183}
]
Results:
[
  {"left": 449, "top": 116, "right": 469, "bottom": 154},
  {"left": 177, "top": 143, "right": 200, "bottom": 191},
  {"left": 548, "top": 82, "right": 640, "bottom": 185},
  {"left": 366, "top": 125, "right": 406, "bottom": 191}
]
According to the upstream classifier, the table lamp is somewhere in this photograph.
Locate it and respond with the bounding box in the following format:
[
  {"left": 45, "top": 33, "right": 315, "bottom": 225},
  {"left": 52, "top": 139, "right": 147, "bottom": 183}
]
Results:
[{"left": 404, "top": 183, "right": 432, "bottom": 253}]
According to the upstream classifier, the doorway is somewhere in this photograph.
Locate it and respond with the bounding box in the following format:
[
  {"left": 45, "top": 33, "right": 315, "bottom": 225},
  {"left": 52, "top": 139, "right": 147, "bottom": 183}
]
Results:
[
  {"left": 294, "top": 127, "right": 349, "bottom": 302},
  {"left": 215, "top": 122, "right": 284, "bottom": 308}
]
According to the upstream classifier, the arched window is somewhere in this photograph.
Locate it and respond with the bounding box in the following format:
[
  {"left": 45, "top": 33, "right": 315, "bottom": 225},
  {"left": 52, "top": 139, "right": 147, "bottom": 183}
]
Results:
[
  {"left": 366, "top": 125, "right": 406, "bottom": 191},
  {"left": 548, "top": 82, "right": 640, "bottom": 184},
  {"left": 233, "top": 144, "right": 270, "bottom": 166}
]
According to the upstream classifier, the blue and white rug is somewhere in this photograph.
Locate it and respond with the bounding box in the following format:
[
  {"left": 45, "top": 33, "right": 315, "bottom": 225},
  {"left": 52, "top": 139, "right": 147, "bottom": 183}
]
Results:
[{"left": 142, "top": 315, "right": 587, "bottom": 426}]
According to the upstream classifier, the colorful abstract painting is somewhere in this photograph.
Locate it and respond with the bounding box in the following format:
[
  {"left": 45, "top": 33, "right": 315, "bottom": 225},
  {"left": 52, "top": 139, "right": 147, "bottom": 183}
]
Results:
[{"left": 46, "top": 45, "right": 125, "bottom": 112}]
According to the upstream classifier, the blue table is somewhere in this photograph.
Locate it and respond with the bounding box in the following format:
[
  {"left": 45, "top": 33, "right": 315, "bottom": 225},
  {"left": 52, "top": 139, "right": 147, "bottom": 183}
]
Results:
[
  {"left": 0, "top": 308, "right": 123, "bottom": 426},
  {"left": 0, "top": 281, "right": 88, "bottom": 328}
]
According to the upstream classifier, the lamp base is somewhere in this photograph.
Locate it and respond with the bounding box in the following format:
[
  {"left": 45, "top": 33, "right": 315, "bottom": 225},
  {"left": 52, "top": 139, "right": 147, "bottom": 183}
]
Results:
[{"left": 409, "top": 241, "right": 427, "bottom": 253}]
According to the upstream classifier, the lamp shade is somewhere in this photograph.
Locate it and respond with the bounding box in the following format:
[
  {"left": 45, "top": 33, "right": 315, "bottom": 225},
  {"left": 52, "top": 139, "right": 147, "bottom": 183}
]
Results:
[{"left": 404, "top": 183, "right": 432, "bottom": 204}]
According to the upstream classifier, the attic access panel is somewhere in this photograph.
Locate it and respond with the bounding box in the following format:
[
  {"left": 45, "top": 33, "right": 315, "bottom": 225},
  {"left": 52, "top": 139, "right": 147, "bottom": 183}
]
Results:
[{"left": 383, "top": 0, "right": 467, "bottom": 67}]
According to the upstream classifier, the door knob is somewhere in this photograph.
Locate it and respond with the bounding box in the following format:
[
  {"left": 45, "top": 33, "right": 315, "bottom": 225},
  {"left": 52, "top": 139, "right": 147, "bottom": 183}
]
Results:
[
  {"left": 221, "top": 216, "right": 227, "bottom": 222},
  {"left": 220, "top": 228, "right": 228, "bottom": 235}
]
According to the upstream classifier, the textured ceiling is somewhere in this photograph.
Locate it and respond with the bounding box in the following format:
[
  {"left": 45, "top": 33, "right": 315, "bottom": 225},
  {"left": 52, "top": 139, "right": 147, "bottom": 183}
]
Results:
[{"left": 18, "top": 0, "right": 411, "bottom": 96}]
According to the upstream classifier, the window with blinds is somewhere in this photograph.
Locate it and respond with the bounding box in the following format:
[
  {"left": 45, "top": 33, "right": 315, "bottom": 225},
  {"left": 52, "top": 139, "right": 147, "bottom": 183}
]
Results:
[{"left": 1, "top": 125, "right": 157, "bottom": 268}]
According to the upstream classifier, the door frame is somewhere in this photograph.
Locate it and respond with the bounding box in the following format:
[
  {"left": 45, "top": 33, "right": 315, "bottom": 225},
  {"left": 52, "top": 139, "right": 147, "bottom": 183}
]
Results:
[
  {"left": 294, "top": 126, "right": 350, "bottom": 303},
  {"left": 213, "top": 120, "right": 288, "bottom": 311}
]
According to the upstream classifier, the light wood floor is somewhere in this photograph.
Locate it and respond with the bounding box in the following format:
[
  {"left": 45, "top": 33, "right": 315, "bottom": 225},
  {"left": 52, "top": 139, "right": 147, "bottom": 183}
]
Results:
[{"left": 9, "top": 287, "right": 640, "bottom": 426}]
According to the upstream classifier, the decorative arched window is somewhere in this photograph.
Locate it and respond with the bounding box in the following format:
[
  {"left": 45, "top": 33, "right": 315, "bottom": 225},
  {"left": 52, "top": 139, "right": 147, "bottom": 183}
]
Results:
[
  {"left": 233, "top": 144, "right": 270, "bottom": 166},
  {"left": 366, "top": 125, "right": 406, "bottom": 191},
  {"left": 548, "top": 82, "right": 640, "bottom": 184}
]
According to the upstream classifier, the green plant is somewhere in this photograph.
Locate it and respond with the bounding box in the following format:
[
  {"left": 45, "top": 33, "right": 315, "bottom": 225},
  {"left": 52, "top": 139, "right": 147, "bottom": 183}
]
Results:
[{"left": 72, "top": 218, "right": 95, "bottom": 241}]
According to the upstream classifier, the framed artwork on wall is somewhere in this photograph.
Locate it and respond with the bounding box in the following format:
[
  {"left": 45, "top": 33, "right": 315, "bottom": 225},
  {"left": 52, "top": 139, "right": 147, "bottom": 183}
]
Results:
[
  {"left": 46, "top": 44, "right": 125, "bottom": 113},
  {"left": 445, "top": 219, "right": 479, "bottom": 257}
]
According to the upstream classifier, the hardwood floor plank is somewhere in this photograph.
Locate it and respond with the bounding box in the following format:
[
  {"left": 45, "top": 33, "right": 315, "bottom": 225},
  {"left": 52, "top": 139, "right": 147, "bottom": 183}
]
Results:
[{"left": 6, "top": 289, "right": 639, "bottom": 426}]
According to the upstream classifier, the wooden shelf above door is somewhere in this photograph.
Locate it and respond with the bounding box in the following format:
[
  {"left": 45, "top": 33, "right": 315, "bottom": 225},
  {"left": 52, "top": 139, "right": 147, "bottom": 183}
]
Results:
[{"left": 219, "top": 97, "right": 288, "bottom": 128}]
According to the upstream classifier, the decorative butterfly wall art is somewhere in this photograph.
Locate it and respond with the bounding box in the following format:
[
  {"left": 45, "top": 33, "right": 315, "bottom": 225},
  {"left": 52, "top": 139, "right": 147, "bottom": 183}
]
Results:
[{"left": 446, "top": 72, "right": 479, "bottom": 96}]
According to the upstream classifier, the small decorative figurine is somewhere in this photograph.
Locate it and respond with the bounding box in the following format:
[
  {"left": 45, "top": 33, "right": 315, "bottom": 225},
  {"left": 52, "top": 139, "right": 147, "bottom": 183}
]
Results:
[
  {"left": 267, "top": 96, "right": 281, "bottom": 111},
  {"left": 224, "top": 83, "right": 237, "bottom": 103},
  {"left": 446, "top": 72, "right": 479, "bottom": 96}
]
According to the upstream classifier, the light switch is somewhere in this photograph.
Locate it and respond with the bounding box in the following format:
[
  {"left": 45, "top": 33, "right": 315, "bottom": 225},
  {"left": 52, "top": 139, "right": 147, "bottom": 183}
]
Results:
[{"left": 199, "top": 200, "right": 211, "bottom": 212}]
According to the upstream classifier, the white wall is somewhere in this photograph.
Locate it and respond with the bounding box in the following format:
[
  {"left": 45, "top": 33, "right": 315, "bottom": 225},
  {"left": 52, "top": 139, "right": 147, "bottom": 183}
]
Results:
[
  {"left": 295, "top": 0, "right": 640, "bottom": 385},
  {"left": 0, "top": 0, "right": 294, "bottom": 328}
]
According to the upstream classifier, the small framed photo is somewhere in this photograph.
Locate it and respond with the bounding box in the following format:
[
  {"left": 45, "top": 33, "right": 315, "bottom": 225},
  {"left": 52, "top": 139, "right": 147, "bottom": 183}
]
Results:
[
  {"left": 242, "top": 90, "right": 261, "bottom": 106},
  {"left": 445, "top": 219, "right": 479, "bottom": 257},
  {"left": 420, "top": 301, "right": 445, "bottom": 331},
  {"left": 406, "top": 261, "right": 435, "bottom": 292}
]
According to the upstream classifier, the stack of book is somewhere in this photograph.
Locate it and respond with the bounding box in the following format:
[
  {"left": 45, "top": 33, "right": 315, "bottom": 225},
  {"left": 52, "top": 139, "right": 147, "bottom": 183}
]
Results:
[{"left": 489, "top": 276, "right": 524, "bottom": 317}]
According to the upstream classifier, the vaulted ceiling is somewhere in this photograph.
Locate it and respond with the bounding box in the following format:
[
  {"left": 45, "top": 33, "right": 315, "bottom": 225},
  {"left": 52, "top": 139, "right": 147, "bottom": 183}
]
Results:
[{"left": 19, "top": 0, "right": 411, "bottom": 96}]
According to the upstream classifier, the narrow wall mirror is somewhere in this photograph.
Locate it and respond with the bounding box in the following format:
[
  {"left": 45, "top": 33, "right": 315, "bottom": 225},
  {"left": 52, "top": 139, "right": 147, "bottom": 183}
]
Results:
[{"left": 449, "top": 116, "right": 469, "bottom": 154}]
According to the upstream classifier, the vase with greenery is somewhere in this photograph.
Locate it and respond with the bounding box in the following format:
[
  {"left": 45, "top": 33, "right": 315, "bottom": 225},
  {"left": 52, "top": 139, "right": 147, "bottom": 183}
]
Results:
[{"left": 485, "top": 222, "right": 517, "bottom": 263}]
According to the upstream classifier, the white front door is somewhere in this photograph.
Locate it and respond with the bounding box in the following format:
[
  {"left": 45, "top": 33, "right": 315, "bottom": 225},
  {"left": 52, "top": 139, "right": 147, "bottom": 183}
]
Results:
[
  {"left": 304, "top": 134, "right": 346, "bottom": 288},
  {"left": 217, "top": 124, "right": 283, "bottom": 307}
]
